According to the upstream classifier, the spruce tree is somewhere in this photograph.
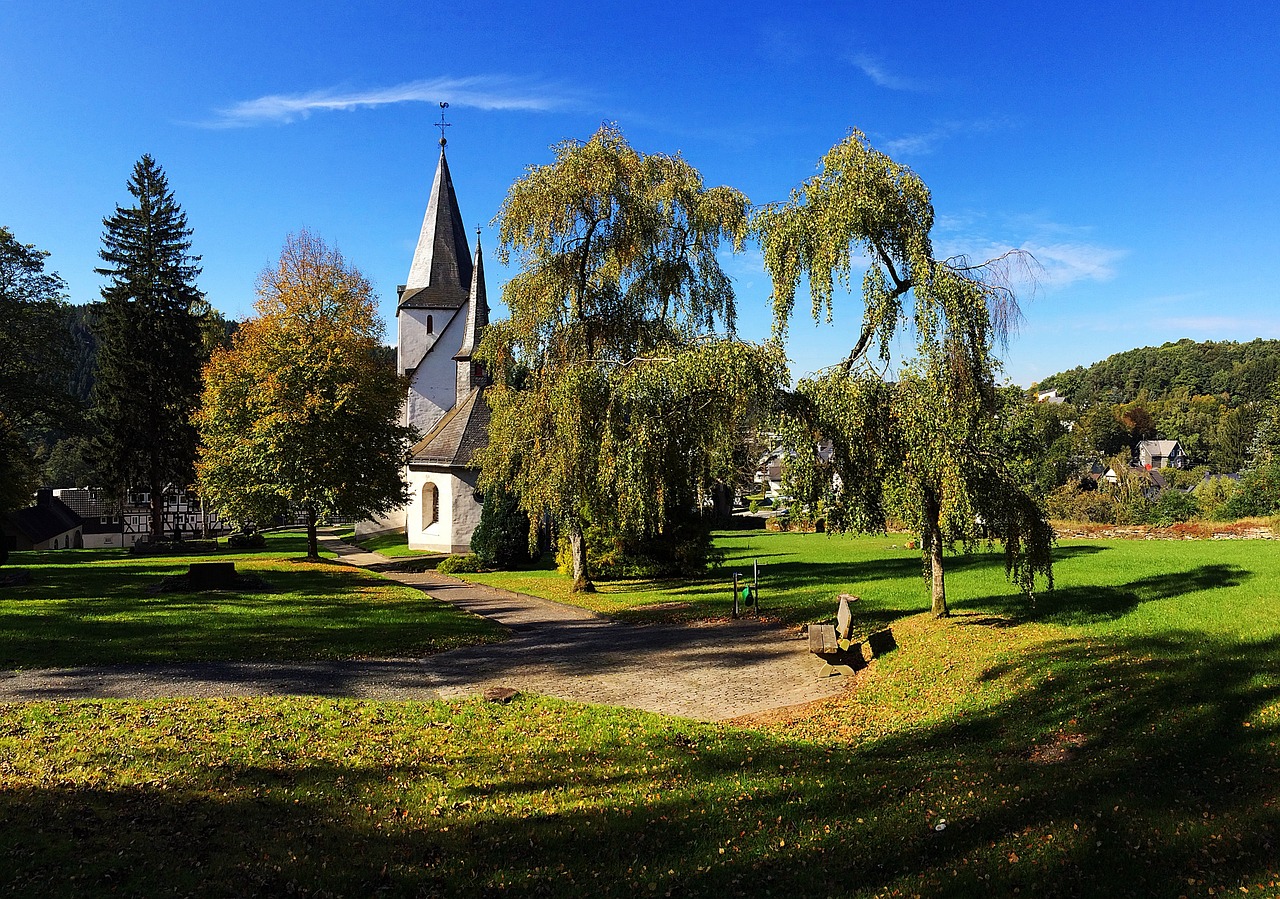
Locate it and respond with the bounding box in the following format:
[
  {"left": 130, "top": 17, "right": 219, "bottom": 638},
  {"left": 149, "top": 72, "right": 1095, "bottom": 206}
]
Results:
[{"left": 91, "top": 155, "right": 207, "bottom": 541}]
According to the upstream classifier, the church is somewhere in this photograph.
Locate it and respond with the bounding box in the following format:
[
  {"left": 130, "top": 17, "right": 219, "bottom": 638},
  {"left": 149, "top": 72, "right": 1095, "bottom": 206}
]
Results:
[{"left": 387, "top": 137, "right": 492, "bottom": 553}]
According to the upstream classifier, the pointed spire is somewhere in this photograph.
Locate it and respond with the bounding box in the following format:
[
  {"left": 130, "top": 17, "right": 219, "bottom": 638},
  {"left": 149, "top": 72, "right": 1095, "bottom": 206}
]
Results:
[
  {"left": 399, "top": 146, "right": 472, "bottom": 310},
  {"left": 454, "top": 229, "right": 489, "bottom": 362}
]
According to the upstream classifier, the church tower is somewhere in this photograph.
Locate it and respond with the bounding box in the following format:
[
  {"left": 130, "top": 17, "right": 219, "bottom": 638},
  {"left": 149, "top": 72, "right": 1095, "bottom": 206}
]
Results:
[
  {"left": 397, "top": 143, "right": 474, "bottom": 435},
  {"left": 453, "top": 231, "right": 489, "bottom": 406},
  {"left": 396, "top": 123, "right": 492, "bottom": 553}
]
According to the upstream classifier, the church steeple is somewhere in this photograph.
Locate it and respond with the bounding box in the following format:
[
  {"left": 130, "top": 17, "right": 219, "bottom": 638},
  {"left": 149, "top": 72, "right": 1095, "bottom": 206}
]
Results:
[
  {"left": 454, "top": 230, "right": 489, "bottom": 404},
  {"left": 398, "top": 146, "right": 472, "bottom": 311}
]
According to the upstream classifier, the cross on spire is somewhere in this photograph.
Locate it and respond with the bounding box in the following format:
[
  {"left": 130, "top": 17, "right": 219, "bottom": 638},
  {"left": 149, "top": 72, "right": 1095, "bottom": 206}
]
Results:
[{"left": 436, "top": 102, "right": 451, "bottom": 147}]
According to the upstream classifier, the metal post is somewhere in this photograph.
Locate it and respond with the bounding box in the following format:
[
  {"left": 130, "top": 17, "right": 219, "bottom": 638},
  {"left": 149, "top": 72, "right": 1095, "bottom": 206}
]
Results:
[
  {"left": 753, "top": 559, "right": 759, "bottom": 616},
  {"left": 732, "top": 572, "right": 740, "bottom": 618}
]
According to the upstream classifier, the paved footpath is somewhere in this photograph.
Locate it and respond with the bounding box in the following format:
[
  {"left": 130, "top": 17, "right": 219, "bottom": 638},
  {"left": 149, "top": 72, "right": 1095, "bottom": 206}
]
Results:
[{"left": 0, "top": 534, "right": 848, "bottom": 721}]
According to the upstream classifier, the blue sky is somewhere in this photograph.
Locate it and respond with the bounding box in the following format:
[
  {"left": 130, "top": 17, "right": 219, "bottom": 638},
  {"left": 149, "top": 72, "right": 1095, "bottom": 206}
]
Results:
[{"left": 3, "top": 1, "right": 1278, "bottom": 386}]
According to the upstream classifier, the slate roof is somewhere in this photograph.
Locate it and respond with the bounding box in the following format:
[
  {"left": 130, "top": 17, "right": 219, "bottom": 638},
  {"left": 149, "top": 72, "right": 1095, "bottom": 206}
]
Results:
[
  {"left": 408, "top": 387, "right": 491, "bottom": 468},
  {"left": 398, "top": 148, "right": 473, "bottom": 311},
  {"left": 4, "top": 495, "right": 83, "bottom": 544},
  {"left": 453, "top": 233, "right": 489, "bottom": 362},
  {"left": 55, "top": 488, "right": 114, "bottom": 517}
]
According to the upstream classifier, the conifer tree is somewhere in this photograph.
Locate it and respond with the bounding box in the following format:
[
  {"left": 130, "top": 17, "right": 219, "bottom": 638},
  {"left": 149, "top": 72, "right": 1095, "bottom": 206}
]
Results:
[{"left": 90, "top": 155, "right": 208, "bottom": 540}]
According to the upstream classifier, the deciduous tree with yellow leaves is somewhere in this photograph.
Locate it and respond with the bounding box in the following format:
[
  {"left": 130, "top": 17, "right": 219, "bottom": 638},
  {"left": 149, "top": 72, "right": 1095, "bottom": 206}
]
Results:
[{"left": 195, "top": 231, "right": 415, "bottom": 558}]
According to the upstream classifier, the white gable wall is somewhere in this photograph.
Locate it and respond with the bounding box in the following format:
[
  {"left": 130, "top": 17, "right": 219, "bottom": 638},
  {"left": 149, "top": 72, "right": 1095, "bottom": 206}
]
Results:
[{"left": 402, "top": 304, "right": 467, "bottom": 434}]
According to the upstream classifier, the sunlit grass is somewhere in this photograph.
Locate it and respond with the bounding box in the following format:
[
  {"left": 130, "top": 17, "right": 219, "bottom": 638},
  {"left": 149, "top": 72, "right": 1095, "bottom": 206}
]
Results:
[
  {"left": 351, "top": 531, "right": 442, "bottom": 559},
  {"left": 466, "top": 530, "right": 1280, "bottom": 637},
  {"left": 0, "top": 532, "right": 503, "bottom": 668},
  {"left": 2, "top": 531, "right": 1279, "bottom": 895}
]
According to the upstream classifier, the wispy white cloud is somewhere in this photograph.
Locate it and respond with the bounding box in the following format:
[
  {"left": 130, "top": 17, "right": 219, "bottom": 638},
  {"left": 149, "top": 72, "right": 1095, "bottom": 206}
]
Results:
[
  {"left": 200, "top": 75, "right": 577, "bottom": 128},
  {"left": 1020, "top": 241, "right": 1126, "bottom": 288},
  {"left": 853, "top": 55, "right": 928, "bottom": 92},
  {"left": 937, "top": 212, "right": 1125, "bottom": 292},
  {"left": 881, "top": 119, "right": 1007, "bottom": 157}
]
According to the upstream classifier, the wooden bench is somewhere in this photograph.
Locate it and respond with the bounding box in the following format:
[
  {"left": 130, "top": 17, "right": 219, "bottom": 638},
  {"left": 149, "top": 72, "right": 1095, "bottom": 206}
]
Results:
[
  {"left": 807, "top": 594, "right": 864, "bottom": 675},
  {"left": 807, "top": 594, "right": 896, "bottom": 676},
  {"left": 807, "top": 623, "right": 864, "bottom": 675}
]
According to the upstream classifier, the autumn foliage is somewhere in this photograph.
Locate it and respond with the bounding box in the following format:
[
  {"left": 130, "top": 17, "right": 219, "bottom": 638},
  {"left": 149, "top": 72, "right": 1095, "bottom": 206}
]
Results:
[{"left": 195, "top": 230, "right": 414, "bottom": 557}]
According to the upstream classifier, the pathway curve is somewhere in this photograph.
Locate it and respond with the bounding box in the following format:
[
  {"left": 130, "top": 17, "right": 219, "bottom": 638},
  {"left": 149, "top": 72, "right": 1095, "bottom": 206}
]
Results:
[{"left": 0, "top": 534, "right": 848, "bottom": 721}]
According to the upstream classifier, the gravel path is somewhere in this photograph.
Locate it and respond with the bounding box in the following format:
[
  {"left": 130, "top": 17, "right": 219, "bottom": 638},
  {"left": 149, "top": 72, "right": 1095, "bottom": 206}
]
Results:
[{"left": 0, "top": 534, "right": 848, "bottom": 721}]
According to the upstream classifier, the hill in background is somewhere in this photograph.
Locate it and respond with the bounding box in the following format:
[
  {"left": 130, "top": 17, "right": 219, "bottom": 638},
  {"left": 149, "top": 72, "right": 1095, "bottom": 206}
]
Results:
[{"left": 1035, "top": 338, "right": 1280, "bottom": 407}]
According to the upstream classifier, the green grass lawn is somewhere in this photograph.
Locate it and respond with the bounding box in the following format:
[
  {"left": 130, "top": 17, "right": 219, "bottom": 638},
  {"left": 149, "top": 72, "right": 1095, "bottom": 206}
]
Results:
[
  {"left": 1, "top": 532, "right": 1278, "bottom": 896},
  {"left": 350, "top": 530, "right": 444, "bottom": 559},
  {"left": 0, "top": 531, "right": 502, "bottom": 668},
  {"left": 465, "top": 530, "right": 1280, "bottom": 637}
]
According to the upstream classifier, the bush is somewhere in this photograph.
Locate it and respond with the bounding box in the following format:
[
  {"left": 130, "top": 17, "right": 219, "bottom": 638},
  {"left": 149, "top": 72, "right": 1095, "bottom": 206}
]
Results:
[
  {"left": 555, "top": 513, "right": 723, "bottom": 580},
  {"left": 438, "top": 553, "right": 483, "bottom": 575},
  {"left": 1046, "top": 483, "right": 1117, "bottom": 523},
  {"left": 1193, "top": 475, "right": 1242, "bottom": 520},
  {"left": 225, "top": 531, "right": 266, "bottom": 550},
  {"left": 1150, "top": 489, "right": 1199, "bottom": 526},
  {"left": 470, "top": 487, "right": 532, "bottom": 570},
  {"left": 1224, "top": 462, "right": 1280, "bottom": 519}
]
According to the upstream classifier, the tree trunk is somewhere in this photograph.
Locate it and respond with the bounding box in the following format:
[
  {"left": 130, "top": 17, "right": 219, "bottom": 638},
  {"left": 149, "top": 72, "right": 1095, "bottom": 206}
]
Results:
[
  {"left": 0, "top": 526, "right": 9, "bottom": 567},
  {"left": 922, "top": 488, "right": 949, "bottom": 618},
  {"left": 150, "top": 481, "right": 164, "bottom": 543},
  {"left": 568, "top": 524, "right": 595, "bottom": 593},
  {"left": 305, "top": 502, "right": 319, "bottom": 560}
]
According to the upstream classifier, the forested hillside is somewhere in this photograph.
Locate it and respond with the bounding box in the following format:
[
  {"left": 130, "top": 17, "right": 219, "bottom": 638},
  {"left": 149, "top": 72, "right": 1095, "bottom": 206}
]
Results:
[{"left": 1036, "top": 338, "right": 1280, "bottom": 406}]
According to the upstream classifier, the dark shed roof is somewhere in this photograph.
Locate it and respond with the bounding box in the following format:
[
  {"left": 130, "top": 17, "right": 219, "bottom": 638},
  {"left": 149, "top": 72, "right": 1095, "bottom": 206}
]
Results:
[{"left": 408, "top": 388, "right": 490, "bottom": 468}]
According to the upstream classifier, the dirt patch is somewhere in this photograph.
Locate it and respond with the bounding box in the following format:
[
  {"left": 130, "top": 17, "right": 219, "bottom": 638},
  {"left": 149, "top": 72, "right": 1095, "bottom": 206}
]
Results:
[
  {"left": 148, "top": 572, "right": 273, "bottom": 594},
  {"left": 1029, "top": 732, "right": 1088, "bottom": 765},
  {"left": 0, "top": 570, "right": 32, "bottom": 588},
  {"left": 728, "top": 691, "right": 854, "bottom": 728}
]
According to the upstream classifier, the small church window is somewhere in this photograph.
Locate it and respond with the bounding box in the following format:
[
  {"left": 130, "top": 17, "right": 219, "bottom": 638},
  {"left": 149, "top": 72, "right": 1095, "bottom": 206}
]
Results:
[
  {"left": 426, "top": 314, "right": 434, "bottom": 335},
  {"left": 423, "top": 483, "right": 440, "bottom": 529}
]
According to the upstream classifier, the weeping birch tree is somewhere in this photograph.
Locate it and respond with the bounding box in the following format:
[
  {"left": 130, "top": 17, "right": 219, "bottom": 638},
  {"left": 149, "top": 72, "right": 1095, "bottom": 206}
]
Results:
[
  {"left": 757, "top": 130, "right": 1053, "bottom": 616},
  {"left": 478, "top": 125, "right": 784, "bottom": 591}
]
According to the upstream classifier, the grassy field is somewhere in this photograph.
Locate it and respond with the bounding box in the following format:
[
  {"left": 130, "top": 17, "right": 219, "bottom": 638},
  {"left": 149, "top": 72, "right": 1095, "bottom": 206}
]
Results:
[
  {"left": 0, "top": 532, "right": 502, "bottom": 668},
  {"left": 465, "top": 530, "right": 1280, "bottom": 636},
  {"left": 1, "top": 532, "right": 1278, "bottom": 896},
  {"left": 350, "top": 530, "right": 443, "bottom": 559}
]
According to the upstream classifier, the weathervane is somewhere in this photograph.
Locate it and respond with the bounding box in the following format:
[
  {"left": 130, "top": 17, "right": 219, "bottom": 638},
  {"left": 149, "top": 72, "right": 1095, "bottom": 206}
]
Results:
[{"left": 436, "top": 102, "right": 451, "bottom": 147}]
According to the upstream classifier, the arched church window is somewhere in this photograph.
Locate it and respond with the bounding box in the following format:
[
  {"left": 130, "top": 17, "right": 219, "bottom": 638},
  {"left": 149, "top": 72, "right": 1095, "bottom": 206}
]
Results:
[
  {"left": 426, "top": 314, "right": 434, "bottom": 334},
  {"left": 422, "top": 483, "right": 439, "bottom": 529}
]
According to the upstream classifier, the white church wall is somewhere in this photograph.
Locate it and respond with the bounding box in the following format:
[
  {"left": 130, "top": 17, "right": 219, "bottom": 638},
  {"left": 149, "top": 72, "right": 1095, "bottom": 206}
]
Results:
[
  {"left": 397, "top": 308, "right": 445, "bottom": 376},
  {"left": 404, "top": 305, "right": 468, "bottom": 434},
  {"left": 405, "top": 466, "right": 483, "bottom": 553},
  {"left": 354, "top": 503, "right": 405, "bottom": 539}
]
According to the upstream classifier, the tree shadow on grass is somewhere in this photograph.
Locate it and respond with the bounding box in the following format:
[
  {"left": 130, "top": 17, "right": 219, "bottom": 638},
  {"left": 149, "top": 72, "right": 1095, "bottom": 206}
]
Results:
[
  {"left": 2, "top": 632, "right": 1278, "bottom": 898},
  {"left": 956, "top": 563, "right": 1250, "bottom": 626},
  {"left": 0, "top": 560, "right": 501, "bottom": 669}
]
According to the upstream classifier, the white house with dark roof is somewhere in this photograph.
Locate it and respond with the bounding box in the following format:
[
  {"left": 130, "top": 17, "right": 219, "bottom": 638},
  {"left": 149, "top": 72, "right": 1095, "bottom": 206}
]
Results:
[
  {"left": 374, "top": 139, "right": 491, "bottom": 553},
  {"left": 1137, "top": 439, "right": 1187, "bottom": 470}
]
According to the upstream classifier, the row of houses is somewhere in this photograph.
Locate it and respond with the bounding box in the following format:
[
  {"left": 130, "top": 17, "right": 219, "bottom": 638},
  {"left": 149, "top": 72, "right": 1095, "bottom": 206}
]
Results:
[
  {"left": 1, "top": 487, "right": 233, "bottom": 552},
  {"left": 753, "top": 436, "right": 1200, "bottom": 504}
]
